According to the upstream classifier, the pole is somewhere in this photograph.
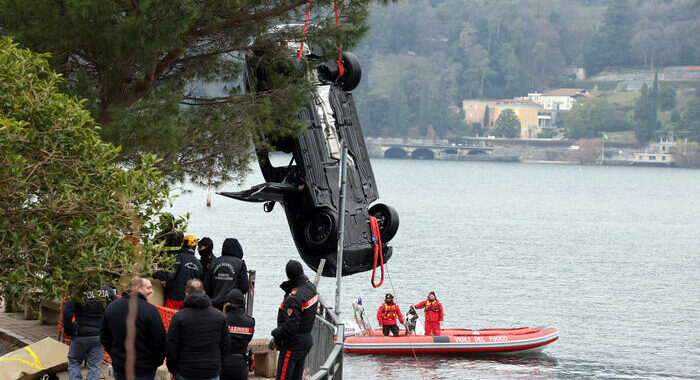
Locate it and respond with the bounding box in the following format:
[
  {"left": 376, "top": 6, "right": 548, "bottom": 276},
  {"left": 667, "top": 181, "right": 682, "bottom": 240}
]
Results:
[
  {"left": 601, "top": 132, "right": 605, "bottom": 165},
  {"left": 334, "top": 143, "right": 349, "bottom": 316}
]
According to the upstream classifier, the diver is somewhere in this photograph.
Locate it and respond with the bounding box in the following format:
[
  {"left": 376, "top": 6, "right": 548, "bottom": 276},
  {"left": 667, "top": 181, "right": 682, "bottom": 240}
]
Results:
[
  {"left": 412, "top": 291, "right": 444, "bottom": 336},
  {"left": 155, "top": 235, "right": 203, "bottom": 310},
  {"left": 377, "top": 293, "right": 404, "bottom": 337}
]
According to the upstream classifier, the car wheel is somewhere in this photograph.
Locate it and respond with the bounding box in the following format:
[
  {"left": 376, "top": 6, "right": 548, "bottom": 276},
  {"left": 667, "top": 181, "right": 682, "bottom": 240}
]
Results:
[
  {"left": 304, "top": 209, "right": 338, "bottom": 248},
  {"left": 369, "top": 203, "right": 399, "bottom": 243},
  {"left": 340, "top": 52, "right": 362, "bottom": 92}
]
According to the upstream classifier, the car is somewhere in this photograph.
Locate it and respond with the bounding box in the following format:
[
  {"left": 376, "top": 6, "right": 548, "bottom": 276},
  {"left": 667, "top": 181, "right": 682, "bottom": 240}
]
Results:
[{"left": 219, "top": 37, "right": 399, "bottom": 277}]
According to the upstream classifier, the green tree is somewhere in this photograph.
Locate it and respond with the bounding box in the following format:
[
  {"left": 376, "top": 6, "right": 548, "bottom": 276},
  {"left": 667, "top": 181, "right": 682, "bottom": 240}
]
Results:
[
  {"left": 583, "top": 0, "right": 635, "bottom": 74},
  {"left": 680, "top": 100, "right": 700, "bottom": 142},
  {"left": 0, "top": 0, "right": 376, "bottom": 186},
  {"left": 0, "top": 38, "right": 174, "bottom": 305},
  {"left": 634, "top": 84, "right": 659, "bottom": 144},
  {"left": 483, "top": 106, "right": 490, "bottom": 128},
  {"left": 658, "top": 86, "right": 676, "bottom": 111},
  {"left": 562, "top": 98, "right": 630, "bottom": 139},
  {"left": 493, "top": 109, "right": 521, "bottom": 138}
]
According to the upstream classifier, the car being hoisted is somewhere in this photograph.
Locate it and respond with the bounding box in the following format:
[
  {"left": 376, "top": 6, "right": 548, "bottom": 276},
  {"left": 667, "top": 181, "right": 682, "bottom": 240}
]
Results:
[{"left": 219, "top": 36, "right": 398, "bottom": 277}]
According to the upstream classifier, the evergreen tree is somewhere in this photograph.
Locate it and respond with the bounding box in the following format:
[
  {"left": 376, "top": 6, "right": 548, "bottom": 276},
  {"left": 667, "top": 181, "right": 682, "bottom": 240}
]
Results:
[
  {"left": 0, "top": 0, "right": 376, "bottom": 185},
  {"left": 633, "top": 84, "right": 659, "bottom": 144},
  {"left": 493, "top": 109, "right": 521, "bottom": 138},
  {"left": 483, "top": 106, "right": 490, "bottom": 129},
  {"left": 680, "top": 100, "right": 700, "bottom": 143}
]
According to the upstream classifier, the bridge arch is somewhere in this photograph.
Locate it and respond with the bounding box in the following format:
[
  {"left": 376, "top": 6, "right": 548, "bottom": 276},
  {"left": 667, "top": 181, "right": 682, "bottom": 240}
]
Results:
[
  {"left": 411, "top": 148, "right": 435, "bottom": 160},
  {"left": 442, "top": 148, "right": 458, "bottom": 155},
  {"left": 384, "top": 147, "right": 408, "bottom": 159},
  {"left": 467, "top": 149, "right": 488, "bottom": 155}
]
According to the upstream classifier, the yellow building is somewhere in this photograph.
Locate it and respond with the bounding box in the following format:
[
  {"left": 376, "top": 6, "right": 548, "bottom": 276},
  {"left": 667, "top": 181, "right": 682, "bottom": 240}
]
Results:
[
  {"left": 493, "top": 100, "right": 542, "bottom": 138},
  {"left": 462, "top": 100, "right": 496, "bottom": 126}
]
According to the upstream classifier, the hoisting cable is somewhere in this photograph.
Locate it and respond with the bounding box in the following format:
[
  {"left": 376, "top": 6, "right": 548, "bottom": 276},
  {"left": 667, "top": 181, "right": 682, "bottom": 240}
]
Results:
[
  {"left": 385, "top": 266, "right": 427, "bottom": 380},
  {"left": 369, "top": 216, "right": 384, "bottom": 288},
  {"left": 298, "top": 0, "right": 313, "bottom": 60}
]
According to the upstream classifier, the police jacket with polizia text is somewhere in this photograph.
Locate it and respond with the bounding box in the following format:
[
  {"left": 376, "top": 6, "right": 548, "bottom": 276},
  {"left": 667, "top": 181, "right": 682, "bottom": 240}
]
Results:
[
  {"left": 62, "top": 285, "right": 116, "bottom": 337},
  {"left": 272, "top": 275, "right": 318, "bottom": 350}
]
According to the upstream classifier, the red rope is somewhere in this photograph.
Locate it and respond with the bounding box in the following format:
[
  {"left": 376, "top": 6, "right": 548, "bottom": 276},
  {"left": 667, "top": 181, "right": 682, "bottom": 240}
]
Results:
[
  {"left": 370, "top": 216, "right": 384, "bottom": 288},
  {"left": 298, "top": 0, "right": 313, "bottom": 60},
  {"left": 334, "top": 0, "right": 344, "bottom": 77}
]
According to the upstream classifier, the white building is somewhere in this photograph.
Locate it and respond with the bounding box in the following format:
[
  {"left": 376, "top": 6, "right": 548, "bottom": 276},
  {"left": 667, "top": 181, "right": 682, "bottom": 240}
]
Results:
[{"left": 524, "top": 88, "right": 592, "bottom": 111}]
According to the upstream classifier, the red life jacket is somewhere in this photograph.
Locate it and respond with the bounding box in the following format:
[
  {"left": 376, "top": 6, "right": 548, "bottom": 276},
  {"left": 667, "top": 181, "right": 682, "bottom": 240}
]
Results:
[
  {"left": 425, "top": 300, "right": 440, "bottom": 313},
  {"left": 381, "top": 303, "right": 398, "bottom": 321}
]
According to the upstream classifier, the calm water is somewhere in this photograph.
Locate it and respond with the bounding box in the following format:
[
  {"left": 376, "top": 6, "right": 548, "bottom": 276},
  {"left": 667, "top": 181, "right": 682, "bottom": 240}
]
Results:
[{"left": 171, "top": 159, "right": 700, "bottom": 379}]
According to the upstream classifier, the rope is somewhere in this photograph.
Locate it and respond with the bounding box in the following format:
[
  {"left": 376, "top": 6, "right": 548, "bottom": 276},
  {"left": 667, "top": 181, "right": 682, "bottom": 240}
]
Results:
[
  {"left": 298, "top": 0, "right": 313, "bottom": 60},
  {"left": 333, "top": 0, "right": 344, "bottom": 77},
  {"left": 385, "top": 266, "right": 427, "bottom": 380},
  {"left": 369, "top": 216, "right": 384, "bottom": 287}
]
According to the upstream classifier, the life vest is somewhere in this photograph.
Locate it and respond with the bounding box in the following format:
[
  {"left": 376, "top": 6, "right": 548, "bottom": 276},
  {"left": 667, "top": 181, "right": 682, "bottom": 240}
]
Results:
[
  {"left": 425, "top": 300, "right": 441, "bottom": 313},
  {"left": 381, "top": 302, "right": 398, "bottom": 321}
]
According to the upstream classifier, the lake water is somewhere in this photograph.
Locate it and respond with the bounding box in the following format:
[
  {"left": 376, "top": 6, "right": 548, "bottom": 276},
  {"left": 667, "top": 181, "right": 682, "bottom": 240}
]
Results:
[{"left": 171, "top": 159, "right": 700, "bottom": 379}]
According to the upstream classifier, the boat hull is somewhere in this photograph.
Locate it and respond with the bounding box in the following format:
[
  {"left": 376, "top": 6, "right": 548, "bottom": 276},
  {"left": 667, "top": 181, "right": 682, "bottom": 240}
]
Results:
[{"left": 344, "top": 327, "right": 559, "bottom": 355}]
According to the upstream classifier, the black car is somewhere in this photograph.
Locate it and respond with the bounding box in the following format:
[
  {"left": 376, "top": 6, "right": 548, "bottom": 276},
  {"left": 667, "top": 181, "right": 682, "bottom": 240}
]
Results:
[{"left": 219, "top": 41, "right": 398, "bottom": 277}]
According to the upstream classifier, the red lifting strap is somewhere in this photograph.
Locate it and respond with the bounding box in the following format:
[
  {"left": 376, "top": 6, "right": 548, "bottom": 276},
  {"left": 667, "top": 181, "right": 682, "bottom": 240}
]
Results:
[
  {"left": 334, "top": 0, "right": 344, "bottom": 77},
  {"left": 370, "top": 216, "right": 384, "bottom": 288},
  {"left": 298, "top": 0, "right": 313, "bottom": 60}
]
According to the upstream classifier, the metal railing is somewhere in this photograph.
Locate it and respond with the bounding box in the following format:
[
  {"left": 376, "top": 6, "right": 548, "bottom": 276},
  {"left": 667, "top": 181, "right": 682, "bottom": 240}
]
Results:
[{"left": 307, "top": 295, "right": 344, "bottom": 380}]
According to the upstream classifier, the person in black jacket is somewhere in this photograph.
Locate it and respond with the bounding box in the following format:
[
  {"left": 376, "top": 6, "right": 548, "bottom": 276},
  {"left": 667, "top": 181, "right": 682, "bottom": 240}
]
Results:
[
  {"left": 197, "top": 237, "right": 216, "bottom": 277},
  {"left": 222, "top": 289, "right": 255, "bottom": 380},
  {"left": 270, "top": 260, "right": 319, "bottom": 380},
  {"left": 100, "top": 277, "right": 166, "bottom": 380},
  {"left": 166, "top": 279, "right": 229, "bottom": 380},
  {"left": 62, "top": 284, "right": 116, "bottom": 380},
  {"left": 204, "top": 238, "right": 249, "bottom": 310},
  {"left": 158, "top": 234, "right": 203, "bottom": 310}
]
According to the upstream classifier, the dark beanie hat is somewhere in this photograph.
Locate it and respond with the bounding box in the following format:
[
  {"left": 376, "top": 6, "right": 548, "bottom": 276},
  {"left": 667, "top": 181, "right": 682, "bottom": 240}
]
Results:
[
  {"left": 199, "top": 237, "right": 213, "bottom": 249},
  {"left": 227, "top": 288, "right": 246, "bottom": 307},
  {"left": 198, "top": 237, "right": 214, "bottom": 255},
  {"left": 286, "top": 260, "right": 304, "bottom": 279}
]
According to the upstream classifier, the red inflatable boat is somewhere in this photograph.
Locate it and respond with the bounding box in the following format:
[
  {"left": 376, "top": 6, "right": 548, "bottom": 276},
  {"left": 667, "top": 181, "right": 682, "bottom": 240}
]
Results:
[{"left": 344, "top": 326, "right": 559, "bottom": 354}]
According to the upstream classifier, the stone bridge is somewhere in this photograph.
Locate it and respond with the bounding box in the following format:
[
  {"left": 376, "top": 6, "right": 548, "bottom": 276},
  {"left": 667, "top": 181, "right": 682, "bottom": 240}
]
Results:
[{"left": 366, "top": 139, "right": 494, "bottom": 159}]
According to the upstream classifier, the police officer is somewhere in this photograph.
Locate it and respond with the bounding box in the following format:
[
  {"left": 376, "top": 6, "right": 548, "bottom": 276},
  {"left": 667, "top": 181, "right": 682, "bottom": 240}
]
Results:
[
  {"left": 222, "top": 289, "right": 255, "bottom": 380},
  {"left": 62, "top": 285, "right": 116, "bottom": 380},
  {"left": 269, "top": 260, "right": 318, "bottom": 380}
]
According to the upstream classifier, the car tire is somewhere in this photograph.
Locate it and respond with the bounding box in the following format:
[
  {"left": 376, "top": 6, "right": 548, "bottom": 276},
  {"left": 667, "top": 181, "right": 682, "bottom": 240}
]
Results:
[
  {"left": 340, "top": 52, "right": 362, "bottom": 92},
  {"left": 303, "top": 209, "right": 338, "bottom": 248},
  {"left": 369, "top": 203, "right": 399, "bottom": 243}
]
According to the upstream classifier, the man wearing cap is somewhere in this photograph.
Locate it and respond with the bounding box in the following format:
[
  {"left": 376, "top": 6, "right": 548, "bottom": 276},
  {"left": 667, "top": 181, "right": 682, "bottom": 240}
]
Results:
[
  {"left": 269, "top": 260, "right": 318, "bottom": 380},
  {"left": 158, "top": 234, "right": 203, "bottom": 310},
  {"left": 377, "top": 293, "right": 404, "bottom": 336}
]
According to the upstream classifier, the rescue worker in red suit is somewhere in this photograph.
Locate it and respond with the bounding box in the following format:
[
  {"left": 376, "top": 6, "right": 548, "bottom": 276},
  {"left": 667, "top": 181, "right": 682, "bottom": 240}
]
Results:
[
  {"left": 413, "top": 291, "right": 444, "bottom": 336},
  {"left": 269, "top": 260, "right": 318, "bottom": 380},
  {"left": 377, "top": 293, "right": 404, "bottom": 336}
]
